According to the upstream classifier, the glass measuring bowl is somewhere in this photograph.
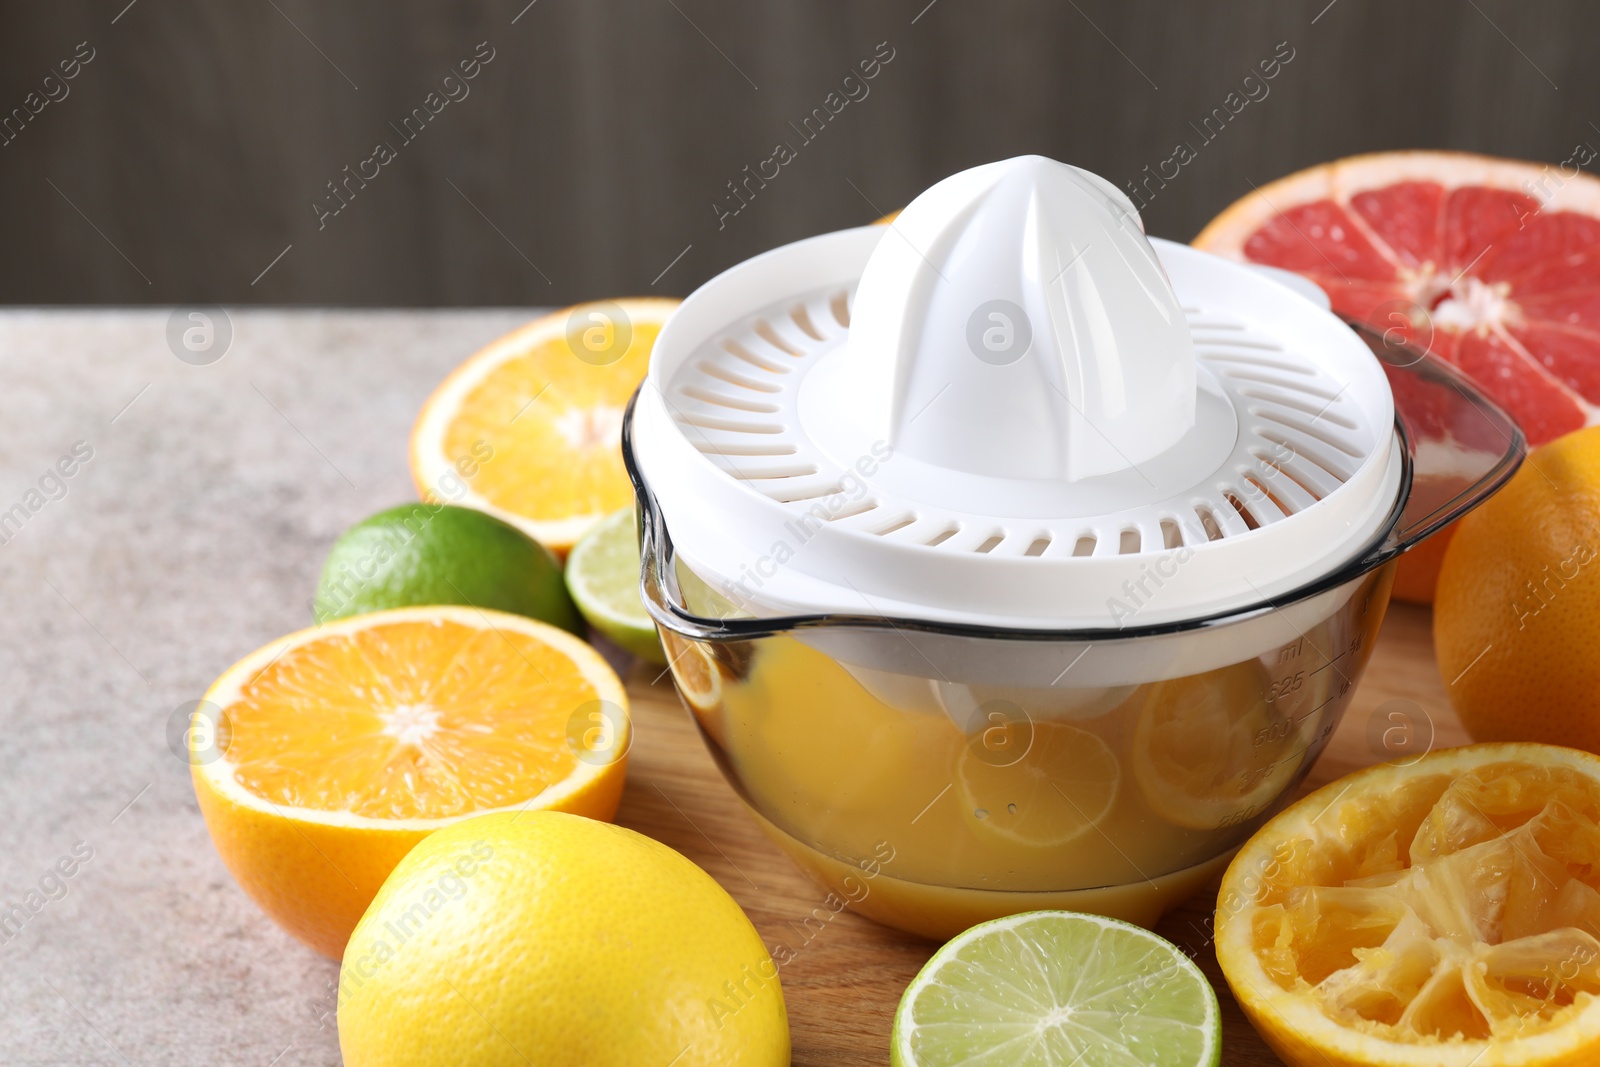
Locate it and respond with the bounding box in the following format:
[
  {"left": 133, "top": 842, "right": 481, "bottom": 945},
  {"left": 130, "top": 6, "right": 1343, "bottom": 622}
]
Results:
[{"left": 626, "top": 327, "right": 1523, "bottom": 939}]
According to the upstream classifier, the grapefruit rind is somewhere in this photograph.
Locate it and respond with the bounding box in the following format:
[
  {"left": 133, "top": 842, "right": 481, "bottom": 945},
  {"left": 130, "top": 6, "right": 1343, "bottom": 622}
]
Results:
[{"left": 1195, "top": 150, "right": 1600, "bottom": 260}]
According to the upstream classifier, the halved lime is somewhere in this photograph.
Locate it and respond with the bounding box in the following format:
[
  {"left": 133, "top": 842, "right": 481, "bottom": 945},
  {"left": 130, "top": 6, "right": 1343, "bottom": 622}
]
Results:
[
  {"left": 565, "top": 506, "right": 667, "bottom": 665},
  {"left": 892, "top": 911, "right": 1220, "bottom": 1067}
]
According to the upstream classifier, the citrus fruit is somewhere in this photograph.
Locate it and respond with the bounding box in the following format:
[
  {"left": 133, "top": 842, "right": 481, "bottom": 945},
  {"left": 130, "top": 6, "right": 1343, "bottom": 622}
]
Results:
[
  {"left": 660, "top": 631, "right": 736, "bottom": 751},
  {"left": 1131, "top": 661, "right": 1311, "bottom": 831},
  {"left": 1435, "top": 426, "right": 1600, "bottom": 751},
  {"left": 190, "top": 606, "right": 628, "bottom": 958},
  {"left": 1195, "top": 150, "right": 1600, "bottom": 600},
  {"left": 1214, "top": 742, "right": 1600, "bottom": 1067},
  {"left": 337, "top": 811, "right": 788, "bottom": 1067},
  {"left": 661, "top": 630, "right": 722, "bottom": 713},
  {"left": 955, "top": 720, "right": 1121, "bottom": 849},
  {"left": 312, "top": 502, "right": 580, "bottom": 633},
  {"left": 891, "top": 910, "right": 1221, "bottom": 1067},
  {"left": 409, "top": 298, "right": 678, "bottom": 553},
  {"left": 564, "top": 505, "right": 665, "bottom": 663}
]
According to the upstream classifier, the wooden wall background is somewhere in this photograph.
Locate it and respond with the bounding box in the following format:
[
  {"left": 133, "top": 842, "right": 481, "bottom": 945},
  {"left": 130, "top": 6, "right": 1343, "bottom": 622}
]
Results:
[{"left": 0, "top": 0, "right": 1596, "bottom": 305}]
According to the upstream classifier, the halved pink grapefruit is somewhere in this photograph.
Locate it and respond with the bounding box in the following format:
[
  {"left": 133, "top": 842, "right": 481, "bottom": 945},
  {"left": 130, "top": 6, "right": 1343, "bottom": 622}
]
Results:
[{"left": 1196, "top": 150, "right": 1600, "bottom": 601}]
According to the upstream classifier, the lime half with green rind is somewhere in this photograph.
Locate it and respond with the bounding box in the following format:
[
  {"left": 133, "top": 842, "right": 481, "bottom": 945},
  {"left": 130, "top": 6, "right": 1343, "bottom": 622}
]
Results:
[
  {"left": 892, "top": 910, "right": 1221, "bottom": 1067},
  {"left": 566, "top": 506, "right": 667, "bottom": 664}
]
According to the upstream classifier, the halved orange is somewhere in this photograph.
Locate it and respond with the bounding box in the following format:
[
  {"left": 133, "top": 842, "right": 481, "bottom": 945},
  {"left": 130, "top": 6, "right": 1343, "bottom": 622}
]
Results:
[
  {"left": 1215, "top": 742, "right": 1600, "bottom": 1067},
  {"left": 409, "top": 298, "right": 679, "bottom": 553},
  {"left": 190, "top": 606, "right": 629, "bottom": 958}
]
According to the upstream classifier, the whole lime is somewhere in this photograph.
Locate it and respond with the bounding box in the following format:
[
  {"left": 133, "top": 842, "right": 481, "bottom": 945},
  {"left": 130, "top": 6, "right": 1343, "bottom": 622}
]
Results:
[{"left": 313, "top": 503, "right": 582, "bottom": 633}]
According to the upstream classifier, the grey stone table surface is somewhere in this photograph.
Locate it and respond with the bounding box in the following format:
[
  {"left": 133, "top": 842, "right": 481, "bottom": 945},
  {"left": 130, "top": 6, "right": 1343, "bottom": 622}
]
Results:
[{"left": 0, "top": 309, "right": 540, "bottom": 1067}]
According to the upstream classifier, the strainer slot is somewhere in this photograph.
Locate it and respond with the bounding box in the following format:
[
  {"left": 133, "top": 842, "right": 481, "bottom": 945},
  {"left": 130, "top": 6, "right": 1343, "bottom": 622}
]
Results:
[
  {"left": 829, "top": 290, "right": 851, "bottom": 328},
  {"left": 1250, "top": 454, "right": 1322, "bottom": 510},
  {"left": 1224, "top": 491, "right": 1262, "bottom": 531},
  {"left": 753, "top": 319, "right": 804, "bottom": 357},
  {"left": 1256, "top": 434, "right": 1348, "bottom": 496},
  {"left": 1256, "top": 428, "right": 1358, "bottom": 483},
  {"left": 1194, "top": 506, "right": 1226, "bottom": 542},
  {"left": 790, "top": 303, "right": 823, "bottom": 342},
  {"left": 826, "top": 498, "right": 880, "bottom": 522},
  {"left": 1204, "top": 348, "right": 1315, "bottom": 374},
  {"left": 771, "top": 481, "right": 844, "bottom": 503},
  {"left": 1160, "top": 519, "right": 1183, "bottom": 549},
  {"left": 1072, "top": 535, "right": 1097, "bottom": 556},
  {"left": 721, "top": 339, "right": 789, "bottom": 374},
  {"left": 692, "top": 440, "right": 797, "bottom": 456},
  {"left": 1240, "top": 472, "right": 1292, "bottom": 520},
  {"left": 1255, "top": 409, "right": 1364, "bottom": 459},
  {"left": 1198, "top": 335, "right": 1288, "bottom": 350},
  {"left": 679, "top": 385, "right": 780, "bottom": 414},
  {"left": 975, "top": 533, "right": 1006, "bottom": 554},
  {"left": 1118, "top": 528, "right": 1142, "bottom": 554},
  {"left": 871, "top": 512, "right": 918, "bottom": 536},
  {"left": 925, "top": 524, "right": 961, "bottom": 547},
  {"left": 674, "top": 413, "right": 784, "bottom": 434},
  {"left": 729, "top": 464, "right": 819, "bottom": 481},
  {"left": 1242, "top": 388, "right": 1358, "bottom": 430},
  {"left": 697, "top": 360, "right": 783, "bottom": 394},
  {"left": 1218, "top": 367, "right": 1340, "bottom": 400},
  {"left": 1024, "top": 535, "right": 1053, "bottom": 557},
  {"left": 1254, "top": 450, "right": 1325, "bottom": 502}
]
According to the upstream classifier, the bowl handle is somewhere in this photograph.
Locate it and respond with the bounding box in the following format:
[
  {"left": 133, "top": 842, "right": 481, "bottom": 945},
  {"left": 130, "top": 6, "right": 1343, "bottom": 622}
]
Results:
[{"left": 1350, "top": 321, "right": 1526, "bottom": 554}]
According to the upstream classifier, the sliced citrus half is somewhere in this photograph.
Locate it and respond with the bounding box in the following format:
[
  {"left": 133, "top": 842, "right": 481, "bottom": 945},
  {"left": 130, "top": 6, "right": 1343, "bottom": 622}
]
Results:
[
  {"left": 955, "top": 719, "right": 1121, "bottom": 849},
  {"left": 1215, "top": 742, "right": 1600, "bottom": 1067},
  {"left": 1195, "top": 151, "right": 1600, "bottom": 601},
  {"left": 892, "top": 910, "right": 1221, "bottom": 1067},
  {"left": 661, "top": 630, "right": 722, "bottom": 714},
  {"left": 1131, "top": 661, "right": 1311, "bottom": 831},
  {"left": 565, "top": 505, "right": 666, "bottom": 664},
  {"left": 190, "top": 605, "right": 629, "bottom": 958},
  {"left": 409, "top": 298, "right": 679, "bottom": 553}
]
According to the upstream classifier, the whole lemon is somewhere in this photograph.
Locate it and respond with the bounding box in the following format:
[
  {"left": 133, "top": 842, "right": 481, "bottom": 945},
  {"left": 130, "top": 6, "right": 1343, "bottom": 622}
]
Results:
[
  {"left": 1435, "top": 426, "right": 1600, "bottom": 750},
  {"left": 337, "top": 811, "right": 788, "bottom": 1067}
]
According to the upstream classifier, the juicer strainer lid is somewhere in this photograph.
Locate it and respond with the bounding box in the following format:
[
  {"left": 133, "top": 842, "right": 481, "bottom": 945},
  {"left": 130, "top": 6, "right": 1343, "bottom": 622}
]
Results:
[{"left": 631, "top": 156, "right": 1403, "bottom": 629}]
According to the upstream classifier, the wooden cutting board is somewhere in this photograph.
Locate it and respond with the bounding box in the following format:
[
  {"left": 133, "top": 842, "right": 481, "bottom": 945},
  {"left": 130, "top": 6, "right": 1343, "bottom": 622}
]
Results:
[{"left": 613, "top": 602, "right": 1456, "bottom": 1066}]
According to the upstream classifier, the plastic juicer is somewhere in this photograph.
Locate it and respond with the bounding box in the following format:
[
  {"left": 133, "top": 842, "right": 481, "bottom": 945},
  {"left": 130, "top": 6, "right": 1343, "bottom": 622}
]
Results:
[{"left": 625, "top": 155, "right": 1524, "bottom": 939}]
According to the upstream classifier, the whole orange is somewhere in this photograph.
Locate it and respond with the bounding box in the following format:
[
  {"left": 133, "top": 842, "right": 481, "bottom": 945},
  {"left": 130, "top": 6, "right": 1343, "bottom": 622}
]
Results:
[{"left": 1435, "top": 426, "right": 1600, "bottom": 750}]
